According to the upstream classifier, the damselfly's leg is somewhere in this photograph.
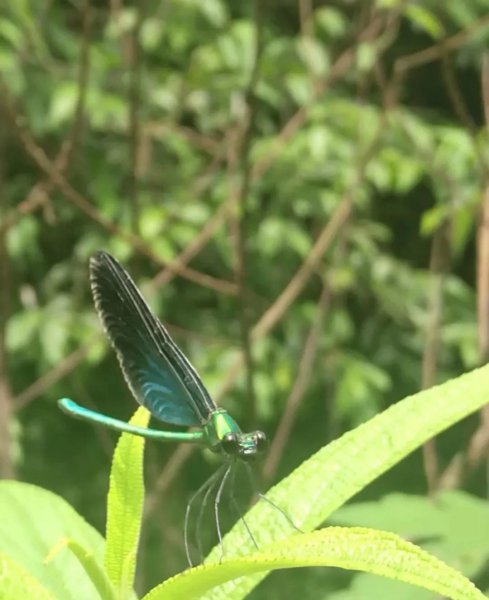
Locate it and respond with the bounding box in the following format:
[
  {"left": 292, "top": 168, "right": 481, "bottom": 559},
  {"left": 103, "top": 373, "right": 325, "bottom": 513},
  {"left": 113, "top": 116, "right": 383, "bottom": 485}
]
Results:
[
  {"left": 195, "top": 465, "right": 226, "bottom": 563},
  {"left": 244, "top": 462, "right": 302, "bottom": 533},
  {"left": 214, "top": 462, "right": 233, "bottom": 562},
  {"left": 228, "top": 462, "right": 259, "bottom": 550},
  {"left": 184, "top": 464, "right": 226, "bottom": 567}
]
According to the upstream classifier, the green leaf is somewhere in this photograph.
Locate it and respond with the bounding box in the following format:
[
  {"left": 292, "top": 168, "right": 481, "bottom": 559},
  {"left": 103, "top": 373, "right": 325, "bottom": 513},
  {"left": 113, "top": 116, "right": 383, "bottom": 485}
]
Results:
[
  {"left": 197, "top": 0, "right": 228, "bottom": 28},
  {"left": 142, "top": 528, "right": 485, "bottom": 600},
  {"left": 420, "top": 204, "right": 449, "bottom": 236},
  {"left": 335, "top": 354, "right": 390, "bottom": 423},
  {"left": 40, "top": 313, "right": 69, "bottom": 366},
  {"left": 314, "top": 7, "right": 347, "bottom": 38},
  {"left": 0, "top": 481, "right": 105, "bottom": 600},
  {"left": 6, "top": 308, "right": 42, "bottom": 353},
  {"left": 140, "top": 18, "right": 164, "bottom": 51},
  {"left": 0, "top": 18, "right": 24, "bottom": 48},
  {"left": 106, "top": 8, "right": 137, "bottom": 38},
  {"left": 356, "top": 42, "right": 376, "bottom": 72},
  {"left": 451, "top": 201, "right": 476, "bottom": 257},
  {"left": 404, "top": 5, "right": 445, "bottom": 39},
  {"left": 104, "top": 407, "right": 150, "bottom": 600},
  {"left": 0, "top": 552, "right": 56, "bottom": 600},
  {"left": 46, "top": 538, "right": 115, "bottom": 600},
  {"left": 285, "top": 72, "right": 312, "bottom": 105},
  {"left": 296, "top": 37, "right": 329, "bottom": 76},
  {"left": 331, "top": 490, "right": 489, "bottom": 577},
  {"left": 48, "top": 82, "right": 79, "bottom": 128},
  {"left": 6, "top": 214, "right": 39, "bottom": 260},
  {"left": 198, "top": 364, "right": 489, "bottom": 598}
]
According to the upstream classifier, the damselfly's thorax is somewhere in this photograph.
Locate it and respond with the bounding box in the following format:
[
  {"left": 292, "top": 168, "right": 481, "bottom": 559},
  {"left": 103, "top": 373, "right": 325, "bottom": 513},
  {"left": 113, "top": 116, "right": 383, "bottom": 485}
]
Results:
[{"left": 204, "top": 409, "right": 268, "bottom": 461}]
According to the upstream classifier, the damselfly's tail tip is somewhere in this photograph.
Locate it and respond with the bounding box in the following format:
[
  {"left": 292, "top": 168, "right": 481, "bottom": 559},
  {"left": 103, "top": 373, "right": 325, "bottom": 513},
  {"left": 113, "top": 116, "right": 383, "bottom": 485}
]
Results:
[{"left": 57, "top": 398, "right": 77, "bottom": 414}]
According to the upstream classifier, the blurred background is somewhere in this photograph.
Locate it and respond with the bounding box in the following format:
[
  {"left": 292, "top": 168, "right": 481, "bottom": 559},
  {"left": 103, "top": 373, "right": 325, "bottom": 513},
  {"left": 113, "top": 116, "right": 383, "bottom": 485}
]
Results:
[{"left": 1, "top": 1, "right": 489, "bottom": 598}]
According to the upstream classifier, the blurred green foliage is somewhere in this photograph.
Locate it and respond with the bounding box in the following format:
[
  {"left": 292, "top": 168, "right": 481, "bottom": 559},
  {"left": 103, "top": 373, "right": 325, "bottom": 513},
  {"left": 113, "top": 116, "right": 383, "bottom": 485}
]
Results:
[{"left": 2, "top": 0, "right": 489, "bottom": 597}]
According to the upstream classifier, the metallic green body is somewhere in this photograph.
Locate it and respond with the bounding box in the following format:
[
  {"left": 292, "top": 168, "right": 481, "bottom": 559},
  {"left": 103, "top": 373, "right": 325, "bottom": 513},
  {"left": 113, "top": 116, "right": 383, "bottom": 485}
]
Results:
[
  {"left": 203, "top": 409, "right": 241, "bottom": 449},
  {"left": 58, "top": 399, "right": 204, "bottom": 443},
  {"left": 59, "top": 398, "right": 266, "bottom": 460}
]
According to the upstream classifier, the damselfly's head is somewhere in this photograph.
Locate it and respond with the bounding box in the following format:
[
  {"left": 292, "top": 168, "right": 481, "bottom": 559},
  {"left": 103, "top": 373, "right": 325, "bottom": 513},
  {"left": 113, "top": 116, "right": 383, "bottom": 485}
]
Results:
[
  {"left": 205, "top": 409, "right": 268, "bottom": 461},
  {"left": 220, "top": 430, "right": 268, "bottom": 462}
]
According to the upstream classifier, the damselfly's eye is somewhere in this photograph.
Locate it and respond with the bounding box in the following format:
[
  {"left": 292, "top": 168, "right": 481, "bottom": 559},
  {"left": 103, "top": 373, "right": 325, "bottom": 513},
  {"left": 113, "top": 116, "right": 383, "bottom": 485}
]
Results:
[
  {"left": 221, "top": 432, "right": 238, "bottom": 455},
  {"left": 255, "top": 430, "right": 267, "bottom": 452}
]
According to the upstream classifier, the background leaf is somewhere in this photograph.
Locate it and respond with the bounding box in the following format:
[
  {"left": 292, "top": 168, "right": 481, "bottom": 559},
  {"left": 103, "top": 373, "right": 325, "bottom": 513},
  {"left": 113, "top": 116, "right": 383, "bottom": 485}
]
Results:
[
  {"left": 0, "top": 481, "right": 105, "bottom": 600},
  {"left": 144, "top": 528, "right": 486, "bottom": 600}
]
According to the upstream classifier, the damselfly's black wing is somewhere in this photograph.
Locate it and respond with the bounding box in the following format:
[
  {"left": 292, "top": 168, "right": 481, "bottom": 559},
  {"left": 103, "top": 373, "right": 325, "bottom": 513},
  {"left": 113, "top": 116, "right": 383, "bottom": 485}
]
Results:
[{"left": 90, "top": 251, "right": 217, "bottom": 426}]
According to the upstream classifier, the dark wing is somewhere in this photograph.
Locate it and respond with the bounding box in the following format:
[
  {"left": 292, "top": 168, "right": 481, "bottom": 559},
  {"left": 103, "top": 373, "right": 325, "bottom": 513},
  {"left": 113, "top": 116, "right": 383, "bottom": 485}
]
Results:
[{"left": 90, "top": 251, "right": 217, "bottom": 426}]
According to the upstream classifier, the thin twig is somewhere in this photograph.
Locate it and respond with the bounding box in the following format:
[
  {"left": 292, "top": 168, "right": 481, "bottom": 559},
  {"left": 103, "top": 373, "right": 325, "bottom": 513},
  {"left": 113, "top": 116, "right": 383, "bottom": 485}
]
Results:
[
  {"left": 149, "top": 199, "right": 233, "bottom": 290},
  {"left": 298, "top": 0, "right": 313, "bottom": 37},
  {"left": 467, "top": 186, "right": 489, "bottom": 470},
  {"left": 395, "top": 13, "right": 489, "bottom": 75},
  {"left": 14, "top": 341, "right": 96, "bottom": 410},
  {"left": 263, "top": 282, "right": 331, "bottom": 484},
  {"left": 421, "top": 222, "right": 451, "bottom": 493},
  {"left": 0, "top": 123, "right": 14, "bottom": 478},
  {"left": 441, "top": 56, "right": 476, "bottom": 132},
  {"left": 231, "top": 0, "right": 265, "bottom": 426},
  {"left": 141, "top": 121, "right": 221, "bottom": 157},
  {"left": 127, "top": 0, "right": 144, "bottom": 234},
  {"left": 439, "top": 54, "right": 489, "bottom": 486}
]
